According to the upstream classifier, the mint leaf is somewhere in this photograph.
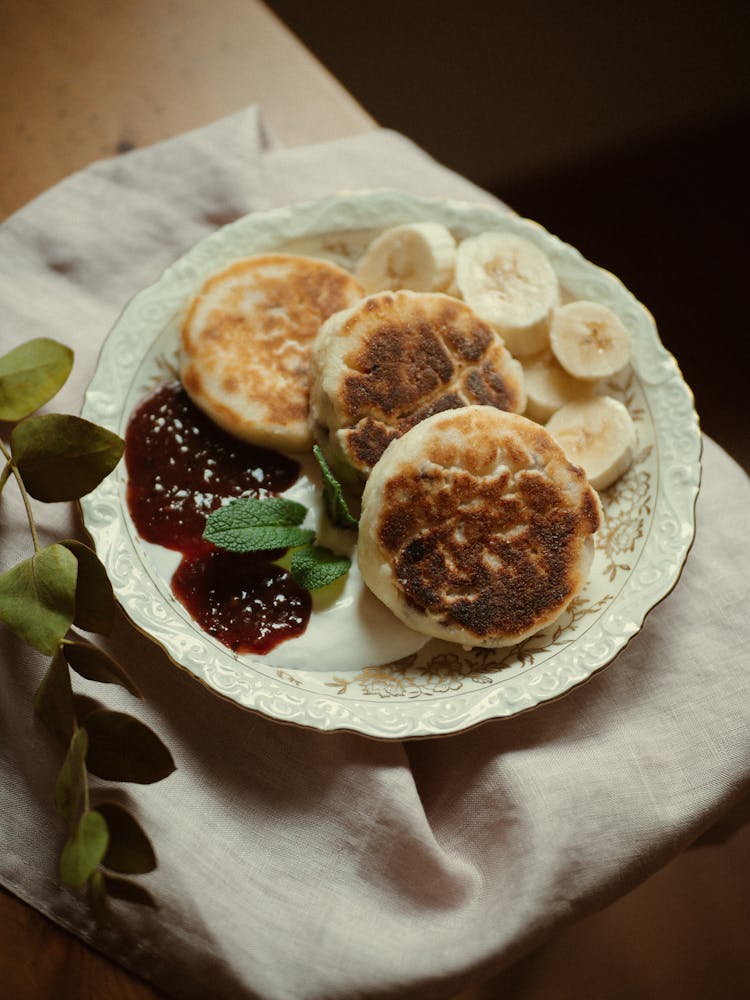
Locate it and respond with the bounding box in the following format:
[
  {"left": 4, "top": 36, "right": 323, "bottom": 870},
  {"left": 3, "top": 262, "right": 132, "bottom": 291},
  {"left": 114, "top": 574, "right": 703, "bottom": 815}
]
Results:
[
  {"left": 313, "top": 446, "right": 358, "bottom": 530},
  {"left": 203, "top": 497, "right": 314, "bottom": 552},
  {"left": 290, "top": 545, "right": 350, "bottom": 591}
]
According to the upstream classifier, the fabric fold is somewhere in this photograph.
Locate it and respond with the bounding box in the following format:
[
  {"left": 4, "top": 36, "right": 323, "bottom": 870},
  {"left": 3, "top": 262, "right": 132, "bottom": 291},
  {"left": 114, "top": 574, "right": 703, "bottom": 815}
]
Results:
[{"left": 1, "top": 106, "right": 748, "bottom": 1000}]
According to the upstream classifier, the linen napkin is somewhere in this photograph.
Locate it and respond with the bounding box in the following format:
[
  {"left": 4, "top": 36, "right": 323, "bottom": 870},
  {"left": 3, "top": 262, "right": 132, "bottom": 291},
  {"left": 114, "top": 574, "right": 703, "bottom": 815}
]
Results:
[{"left": 1, "top": 106, "right": 748, "bottom": 1000}]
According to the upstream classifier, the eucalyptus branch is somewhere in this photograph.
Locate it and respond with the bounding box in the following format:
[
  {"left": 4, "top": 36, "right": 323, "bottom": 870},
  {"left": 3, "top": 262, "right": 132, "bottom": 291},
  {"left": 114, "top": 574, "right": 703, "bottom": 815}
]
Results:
[{"left": 1, "top": 337, "right": 171, "bottom": 915}]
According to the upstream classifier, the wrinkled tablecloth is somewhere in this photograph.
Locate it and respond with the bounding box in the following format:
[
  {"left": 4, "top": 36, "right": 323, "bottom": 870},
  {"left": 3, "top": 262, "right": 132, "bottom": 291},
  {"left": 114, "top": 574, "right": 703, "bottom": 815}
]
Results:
[{"left": 1, "top": 106, "right": 749, "bottom": 1000}]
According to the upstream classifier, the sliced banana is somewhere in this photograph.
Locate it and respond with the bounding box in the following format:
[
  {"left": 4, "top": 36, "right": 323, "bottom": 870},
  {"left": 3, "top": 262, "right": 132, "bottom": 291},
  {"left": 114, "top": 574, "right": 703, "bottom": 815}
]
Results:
[
  {"left": 522, "top": 350, "right": 598, "bottom": 423},
  {"left": 355, "top": 222, "right": 456, "bottom": 294},
  {"left": 454, "top": 231, "right": 559, "bottom": 357},
  {"left": 550, "top": 300, "right": 631, "bottom": 381},
  {"left": 546, "top": 395, "right": 636, "bottom": 490}
]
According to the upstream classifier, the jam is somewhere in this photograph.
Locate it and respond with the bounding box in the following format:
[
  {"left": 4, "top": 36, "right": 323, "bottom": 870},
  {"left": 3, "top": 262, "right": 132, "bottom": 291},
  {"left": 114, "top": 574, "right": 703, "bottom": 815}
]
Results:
[{"left": 125, "top": 383, "right": 311, "bottom": 653}]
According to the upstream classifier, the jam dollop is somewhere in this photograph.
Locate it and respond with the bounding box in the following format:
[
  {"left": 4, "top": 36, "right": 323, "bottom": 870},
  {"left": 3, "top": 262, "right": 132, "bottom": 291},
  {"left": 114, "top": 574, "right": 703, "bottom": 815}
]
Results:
[{"left": 125, "top": 383, "right": 311, "bottom": 653}]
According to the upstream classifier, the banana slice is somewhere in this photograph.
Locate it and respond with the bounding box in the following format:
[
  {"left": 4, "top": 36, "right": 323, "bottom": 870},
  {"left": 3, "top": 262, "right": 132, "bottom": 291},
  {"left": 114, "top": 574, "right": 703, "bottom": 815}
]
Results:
[
  {"left": 522, "top": 350, "right": 598, "bottom": 423},
  {"left": 546, "top": 395, "right": 636, "bottom": 490},
  {"left": 454, "top": 231, "right": 559, "bottom": 357},
  {"left": 549, "top": 300, "right": 631, "bottom": 381},
  {"left": 355, "top": 222, "right": 456, "bottom": 294}
]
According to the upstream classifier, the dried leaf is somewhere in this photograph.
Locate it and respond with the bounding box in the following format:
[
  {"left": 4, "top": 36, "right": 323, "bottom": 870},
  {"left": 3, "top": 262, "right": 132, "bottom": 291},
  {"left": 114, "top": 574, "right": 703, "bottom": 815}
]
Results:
[
  {"left": 55, "top": 728, "right": 89, "bottom": 825},
  {"left": 0, "top": 338, "right": 74, "bottom": 421},
  {"left": 0, "top": 543, "right": 77, "bottom": 654},
  {"left": 10, "top": 414, "right": 124, "bottom": 502},
  {"left": 59, "top": 540, "right": 116, "bottom": 634},
  {"left": 83, "top": 710, "right": 176, "bottom": 784},
  {"left": 96, "top": 802, "right": 156, "bottom": 874},
  {"left": 102, "top": 873, "right": 157, "bottom": 909},
  {"left": 60, "top": 809, "right": 109, "bottom": 889},
  {"left": 34, "top": 648, "right": 75, "bottom": 744},
  {"left": 62, "top": 638, "right": 140, "bottom": 697}
]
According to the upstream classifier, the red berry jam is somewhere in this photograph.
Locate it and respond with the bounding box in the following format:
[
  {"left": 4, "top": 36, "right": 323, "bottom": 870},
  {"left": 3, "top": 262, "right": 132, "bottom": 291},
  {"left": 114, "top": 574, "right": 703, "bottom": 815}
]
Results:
[{"left": 125, "top": 383, "right": 311, "bottom": 652}]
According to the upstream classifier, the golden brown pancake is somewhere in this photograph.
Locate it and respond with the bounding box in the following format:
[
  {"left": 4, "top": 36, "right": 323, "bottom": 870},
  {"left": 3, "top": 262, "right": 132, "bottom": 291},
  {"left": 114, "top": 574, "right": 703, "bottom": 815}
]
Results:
[
  {"left": 309, "top": 290, "right": 525, "bottom": 482},
  {"left": 358, "top": 405, "right": 602, "bottom": 647},
  {"left": 180, "top": 254, "right": 362, "bottom": 451}
]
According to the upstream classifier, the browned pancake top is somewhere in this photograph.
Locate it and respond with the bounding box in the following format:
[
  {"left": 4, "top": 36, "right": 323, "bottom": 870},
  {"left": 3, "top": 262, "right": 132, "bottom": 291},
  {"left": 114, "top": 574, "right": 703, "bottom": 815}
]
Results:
[
  {"left": 335, "top": 293, "right": 525, "bottom": 472},
  {"left": 181, "top": 254, "right": 361, "bottom": 444},
  {"left": 373, "top": 409, "right": 601, "bottom": 640}
]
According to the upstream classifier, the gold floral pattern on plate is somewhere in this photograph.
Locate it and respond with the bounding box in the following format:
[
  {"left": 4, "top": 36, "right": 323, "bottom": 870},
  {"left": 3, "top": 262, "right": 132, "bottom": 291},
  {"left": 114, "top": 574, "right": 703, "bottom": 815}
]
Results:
[{"left": 80, "top": 191, "right": 701, "bottom": 738}]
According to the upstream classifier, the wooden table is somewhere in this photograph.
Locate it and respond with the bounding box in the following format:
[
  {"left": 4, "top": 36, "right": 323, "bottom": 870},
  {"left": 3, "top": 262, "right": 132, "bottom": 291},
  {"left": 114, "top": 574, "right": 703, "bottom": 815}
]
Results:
[
  {"left": 0, "top": 0, "right": 375, "bottom": 221},
  {"left": 0, "top": 2, "right": 376, "bottom": 997}
]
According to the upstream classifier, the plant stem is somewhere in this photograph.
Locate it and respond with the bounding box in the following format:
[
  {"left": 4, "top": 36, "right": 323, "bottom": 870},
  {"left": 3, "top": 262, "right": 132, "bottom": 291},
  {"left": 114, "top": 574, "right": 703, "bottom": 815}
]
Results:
[
  {"left": 82, "top": 763, "right": 90, "bottom": 814},
  {"left": 0, "top": 460, "right": 10, "bottom": 495},
  {"left": 0, "top": 438, "right": 40, "bottom": 551}
]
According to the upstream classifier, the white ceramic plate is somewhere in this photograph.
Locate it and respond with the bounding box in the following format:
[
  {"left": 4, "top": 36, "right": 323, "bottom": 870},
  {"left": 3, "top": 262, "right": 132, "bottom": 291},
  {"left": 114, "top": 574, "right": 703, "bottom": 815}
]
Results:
[{"left": 80, "top": 190, "right": 701, "bottom": 739}]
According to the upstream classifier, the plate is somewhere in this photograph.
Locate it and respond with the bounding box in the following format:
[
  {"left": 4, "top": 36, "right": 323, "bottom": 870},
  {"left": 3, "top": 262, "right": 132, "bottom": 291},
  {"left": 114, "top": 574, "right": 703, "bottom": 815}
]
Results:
[{"left": 80, "top": 190, "right": 701, "bottom": 739}]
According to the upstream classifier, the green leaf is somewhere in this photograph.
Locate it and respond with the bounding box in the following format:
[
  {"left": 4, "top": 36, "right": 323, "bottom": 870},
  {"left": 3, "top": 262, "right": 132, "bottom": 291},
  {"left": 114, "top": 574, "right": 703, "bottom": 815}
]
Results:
[
  {"left": 60, "top": 810, "right": 109, "bottom": 889},
  {"left": 10, "top": 414, "right": 124, "bottom": 502},
  {"left": 34, "top": 648, "right": 75, "bottom": 744},
  {"left": 0, "top": 543, "right": 77, "bottom": 654},
  {"left": 102, "top": 873, "right": 157, "bottom": 909},
  {"left": 0, "top": 338, "right": 74, "bottom": 421},
  {"left": 207, "top": 523, "right": 315, "bottom": 552},
  {"left": 62, "top": 638, "right": 140, "bottom": 697},
  {"left": 83, "top": 710, "right": 176, "bottom": 784},
  {"left": 203, "top": 497, "right": 314, "bottom": 552},
  {"left": 59, "top": 540, "right": 116, "bottom": 634},
  {"left": 96, "top": 802, "right": 156, "bottom": 874},
  {"left": 313, "top": 445, "right": 358, "bottom": 530},
  {"left": 55, "top": 728, "right": 89, "bottom": 825},
  {"left": 290, "top": 545, "right": 351, "bottom": 591}
]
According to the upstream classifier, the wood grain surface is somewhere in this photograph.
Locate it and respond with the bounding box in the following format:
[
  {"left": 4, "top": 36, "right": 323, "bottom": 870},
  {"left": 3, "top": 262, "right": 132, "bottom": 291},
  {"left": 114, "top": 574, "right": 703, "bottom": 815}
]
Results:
[
  {"left": 0, "top": 887, "right": 163, "bottom": 999},
  {"left": 0, "top": 0, "right": 374, "bottom": 220}
]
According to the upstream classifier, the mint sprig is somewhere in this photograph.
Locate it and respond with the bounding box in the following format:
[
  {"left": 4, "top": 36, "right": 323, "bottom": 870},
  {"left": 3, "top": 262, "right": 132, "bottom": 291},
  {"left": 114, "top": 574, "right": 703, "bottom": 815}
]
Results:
[
  {"left": 203, "top": 497, "right": 315, "bottom": 552},
  {"left": 313, "top": 445, "right": 358, "bottom": 530},
  {"left": 290, "top": 545, "right": 351, "bottom": 591}
]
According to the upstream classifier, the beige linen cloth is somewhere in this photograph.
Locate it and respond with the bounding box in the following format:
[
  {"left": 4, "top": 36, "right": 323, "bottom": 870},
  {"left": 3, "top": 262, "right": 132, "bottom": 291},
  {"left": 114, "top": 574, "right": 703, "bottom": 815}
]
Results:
[{"left": 1, "top": 107, "right": 749, "bottom": 1000}]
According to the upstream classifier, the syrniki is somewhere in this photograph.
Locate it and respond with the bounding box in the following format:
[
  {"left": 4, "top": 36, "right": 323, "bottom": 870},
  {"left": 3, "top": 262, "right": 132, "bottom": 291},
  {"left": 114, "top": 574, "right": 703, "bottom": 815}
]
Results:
[
  {"left": 358, "top": 405, "right": 602, "bottom": 647},
  {"left": 309, "top": 290, "right": 526, "bottom": 483},
  {"left": 180, "top": 254, "right": 362, "bottom": 452}
]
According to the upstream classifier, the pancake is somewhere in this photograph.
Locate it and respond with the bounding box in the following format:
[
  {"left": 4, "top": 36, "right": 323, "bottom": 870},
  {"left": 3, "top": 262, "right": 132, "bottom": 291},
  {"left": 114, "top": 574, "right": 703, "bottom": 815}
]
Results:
[
  {"left": 180, "top": 254, "right": 362, "bottom": 451},
  {"left": 358, "top": 405, "right": 602, "bottom": 647},
  {"left": 309, "top": 290, "right": 526, "bottom": 482}
]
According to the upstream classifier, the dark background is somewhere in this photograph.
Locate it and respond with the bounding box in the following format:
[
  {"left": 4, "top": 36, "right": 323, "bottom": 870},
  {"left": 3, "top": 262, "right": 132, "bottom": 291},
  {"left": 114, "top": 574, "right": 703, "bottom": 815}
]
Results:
[{"left": 268, "top": 0, "right": 750, "bottom": 470}]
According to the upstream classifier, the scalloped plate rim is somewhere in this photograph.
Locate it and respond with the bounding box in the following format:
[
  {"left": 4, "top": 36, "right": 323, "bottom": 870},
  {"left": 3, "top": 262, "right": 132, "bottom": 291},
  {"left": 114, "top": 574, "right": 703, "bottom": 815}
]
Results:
[{"left": 79, "top": 189, "right": 702, "bottom": 739}]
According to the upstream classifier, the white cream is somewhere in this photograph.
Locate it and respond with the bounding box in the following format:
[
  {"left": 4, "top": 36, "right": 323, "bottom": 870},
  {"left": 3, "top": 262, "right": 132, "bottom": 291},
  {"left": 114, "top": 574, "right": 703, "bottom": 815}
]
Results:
[
  {"left": 134, "top": 454, "right": 428, "bottom": 673},
  {"left": 264, "top": 456, "right": 428, "bottom": 671}
]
